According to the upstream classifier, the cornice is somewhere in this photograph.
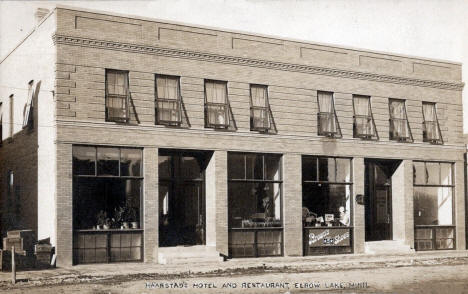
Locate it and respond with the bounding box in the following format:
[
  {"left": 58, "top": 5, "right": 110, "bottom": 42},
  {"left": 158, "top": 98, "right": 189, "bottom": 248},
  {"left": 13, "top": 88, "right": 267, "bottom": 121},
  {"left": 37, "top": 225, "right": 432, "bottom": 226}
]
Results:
[{"left": 52, "top": 34, "right": 464, "bottom": 91}]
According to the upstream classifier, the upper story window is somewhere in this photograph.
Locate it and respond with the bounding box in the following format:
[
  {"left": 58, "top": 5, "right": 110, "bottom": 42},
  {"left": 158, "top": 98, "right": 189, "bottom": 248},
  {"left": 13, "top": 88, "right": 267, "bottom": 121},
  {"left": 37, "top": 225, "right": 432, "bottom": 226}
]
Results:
[
  {"left": 353, "top": 95, "right": 377, "bottom": 140},
  {"left": 317, "top": 91, "right": 341, "bottom": 138},
  {"left": 22, "top": 80, "right": 34, "bottom": 130},
  {"left": 106, "top": 70, "right": 129, "bottom": 123},
  {"left": 422, "top": 102, "right": 443, "bottom": 144},
  {"left": 250, "top": 84, "right": 272, "bottom": 132},
  {"left": 155, "top": 75, "right": 182, "bottom": 126},
  {"left": 204, "top": 80, "right": 230, "bottom": 129},
  {"left": 389, "top": 99, "right": 412, "bottom": 142}
]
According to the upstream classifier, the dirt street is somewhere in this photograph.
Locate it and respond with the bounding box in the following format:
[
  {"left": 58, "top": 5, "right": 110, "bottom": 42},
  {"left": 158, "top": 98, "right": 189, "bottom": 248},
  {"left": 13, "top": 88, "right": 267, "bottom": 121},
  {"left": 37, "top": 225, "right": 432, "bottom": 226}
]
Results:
[{"left": 2, "top": 263, "right": 468, "bottom": 294}]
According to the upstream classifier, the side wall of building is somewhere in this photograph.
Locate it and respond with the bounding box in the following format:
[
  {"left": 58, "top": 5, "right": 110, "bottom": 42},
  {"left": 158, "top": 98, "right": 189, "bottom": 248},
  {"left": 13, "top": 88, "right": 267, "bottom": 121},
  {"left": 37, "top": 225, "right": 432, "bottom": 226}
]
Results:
[{"left": 0, "top": 11, "right": 56, "bottom": 243}]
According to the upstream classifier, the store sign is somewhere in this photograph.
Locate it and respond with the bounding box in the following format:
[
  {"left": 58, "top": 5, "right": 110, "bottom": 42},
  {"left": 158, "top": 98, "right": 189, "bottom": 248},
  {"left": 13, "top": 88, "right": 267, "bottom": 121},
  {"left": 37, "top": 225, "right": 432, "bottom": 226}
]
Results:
[{"left": 307, "top": 228, "right": 350, "bottom": 247}]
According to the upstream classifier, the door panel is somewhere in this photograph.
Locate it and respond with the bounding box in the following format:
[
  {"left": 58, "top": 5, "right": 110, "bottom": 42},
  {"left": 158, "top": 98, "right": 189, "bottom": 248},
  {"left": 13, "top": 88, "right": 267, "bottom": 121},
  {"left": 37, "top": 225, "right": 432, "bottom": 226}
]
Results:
[{"left": 365, "top": 161, "right": 393, "bottom": 241}]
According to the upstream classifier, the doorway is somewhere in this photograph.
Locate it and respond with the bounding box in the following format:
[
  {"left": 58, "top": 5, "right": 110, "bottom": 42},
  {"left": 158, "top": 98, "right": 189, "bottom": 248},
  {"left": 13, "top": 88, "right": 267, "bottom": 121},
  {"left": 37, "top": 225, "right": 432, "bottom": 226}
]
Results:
[
  {"left": 365, "top": 159, "right": 401, "bottom": 241},
  {"left": 158, "top": 150, "right": 212, "bottom": 247}
]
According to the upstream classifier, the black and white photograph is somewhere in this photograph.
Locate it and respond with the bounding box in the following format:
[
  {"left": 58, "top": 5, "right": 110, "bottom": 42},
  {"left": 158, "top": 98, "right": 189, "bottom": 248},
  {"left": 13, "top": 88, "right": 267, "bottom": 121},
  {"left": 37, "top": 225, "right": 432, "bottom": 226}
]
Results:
[{"left": 0, "top": 0, "right": 467, "bottom": 293}]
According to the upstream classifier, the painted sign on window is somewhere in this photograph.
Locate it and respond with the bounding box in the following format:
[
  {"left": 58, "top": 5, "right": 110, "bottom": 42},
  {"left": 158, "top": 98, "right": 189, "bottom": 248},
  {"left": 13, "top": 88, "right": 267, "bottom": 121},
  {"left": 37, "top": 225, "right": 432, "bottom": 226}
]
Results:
[{"left": 307, "top": 228, "right": 350, "bottom": 247}]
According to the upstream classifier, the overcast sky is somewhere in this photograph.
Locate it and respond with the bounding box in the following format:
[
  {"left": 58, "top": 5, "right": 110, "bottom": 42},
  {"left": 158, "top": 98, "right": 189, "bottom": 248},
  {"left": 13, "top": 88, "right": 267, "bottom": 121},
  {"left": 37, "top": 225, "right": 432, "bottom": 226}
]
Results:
[{"left": 1, "top": 0, "right": 467, "bottom": 131}]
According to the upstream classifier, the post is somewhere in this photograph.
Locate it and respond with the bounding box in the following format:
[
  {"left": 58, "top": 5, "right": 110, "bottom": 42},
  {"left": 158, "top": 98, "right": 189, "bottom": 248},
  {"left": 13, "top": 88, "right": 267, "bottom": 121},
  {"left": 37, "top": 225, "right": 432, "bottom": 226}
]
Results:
[{"left": 11, "top": 245, "right": 16, "bottom": 284}]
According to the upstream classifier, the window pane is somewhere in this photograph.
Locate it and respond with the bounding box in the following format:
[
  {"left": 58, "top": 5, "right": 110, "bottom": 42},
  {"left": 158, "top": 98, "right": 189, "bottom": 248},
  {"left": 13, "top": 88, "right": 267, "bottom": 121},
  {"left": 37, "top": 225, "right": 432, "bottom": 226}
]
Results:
[
  {"left": 73, "top": 178, "right": 142, "bottom": 229},
  {"left": 302, "top": 157, "right": 317, "bottom": 181},
  {"left": 265, "top": 155, "right": 281, "bottom": 181},
  {"left": 302, "top": 183, "right": 351, "bottom": 226},
  {"left": 120, "top": 149, "right": 142, "bottom": 177},
  {"left": 107, "top": 71, "right": 127, "bottom": 96},
  {"left": 414, "top": 186, "right": 452, "bottom": 226},
  {"left": 413, "top": 162, "right": 426, "bottom": 185},
  {"left": 228, "top": 153, "right": 245, "bottom": 179},
  {"left": 246, "top": 154, "right": 263, "bottom": 180},
  {"left": 158, "top": 155, "right": 172, "bottom": 179},
  {"left": 228, "top": 182, "right": 281, "bottom": 228},
  {"left": 97, "top": 147, "right": 120, "bottom": 176},
  {"left": 336, "top": 158, "right": 351, "bottom": 183},
  {"left": 319, "top": 158, "right": 335, "bottom": 182},
  {"left": 426, "top": 162, "right": 440, "bottom": 185},
  {"left": 73, "top": 146, "right": 96, "bottom": 175},
  {"left": 440, "top": 163, "right": 452, "bottom": 185}
]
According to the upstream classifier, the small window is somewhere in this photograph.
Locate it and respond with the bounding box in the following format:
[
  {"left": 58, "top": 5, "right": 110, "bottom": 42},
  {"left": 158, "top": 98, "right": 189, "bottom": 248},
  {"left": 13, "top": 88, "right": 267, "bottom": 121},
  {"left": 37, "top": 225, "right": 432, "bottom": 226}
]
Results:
[
  {"left": 250, "top": 85, "right": 271, "bottom": 132},
  {"left": 204, "top": 80, "right": 229, "bottom": 128},
  {"left": 317, "top": 91, "right": 341, "bottom": 137},
  {"left": 155, "top": 75, "right": 182, "bottom": 125},
  {"left": 106, "top": 70, "right": 129, "bottom": 123},
  {"left": 422, "top": 102, "right": 443, "bottom": 144},
  {"left": 23, "top": 80, "right": 34, "bottom": 130},
  {"left": 353, "top": 95, "right": 377, "bottom": 139},
  {"left": 389, "top": 99, "right": 412, "bottom": 142}
]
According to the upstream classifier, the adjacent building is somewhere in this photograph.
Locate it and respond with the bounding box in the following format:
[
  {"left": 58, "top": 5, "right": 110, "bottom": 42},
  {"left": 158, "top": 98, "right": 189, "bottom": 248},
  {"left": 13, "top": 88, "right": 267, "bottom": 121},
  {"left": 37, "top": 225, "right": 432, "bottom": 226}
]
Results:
[{"left": 0, "top": 5, "right": 465, "bottom": 267}]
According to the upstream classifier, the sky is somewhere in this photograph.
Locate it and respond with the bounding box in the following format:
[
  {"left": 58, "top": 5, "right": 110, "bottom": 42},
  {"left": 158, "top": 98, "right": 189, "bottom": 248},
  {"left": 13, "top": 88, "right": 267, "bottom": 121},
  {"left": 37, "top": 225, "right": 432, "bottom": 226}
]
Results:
[{"left": 1, "top": 0, "right": 467, "bottom": 131}]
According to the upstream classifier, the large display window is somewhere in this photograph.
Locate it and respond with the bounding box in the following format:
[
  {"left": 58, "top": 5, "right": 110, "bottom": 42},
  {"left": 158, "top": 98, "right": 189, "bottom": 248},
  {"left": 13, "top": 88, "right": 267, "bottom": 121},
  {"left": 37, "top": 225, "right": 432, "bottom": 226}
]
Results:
[
  {"left": 228, "top": 153, "right": 282, "bottom": 258},
  {"left": 413, "top": 161, "right": 454, "bottom": 250},
  {"left": 72, "top": 146, "right": 143, "bottom": 264},
  {"left": 302, "top": 156, "right": 353, "bottom": 255}
]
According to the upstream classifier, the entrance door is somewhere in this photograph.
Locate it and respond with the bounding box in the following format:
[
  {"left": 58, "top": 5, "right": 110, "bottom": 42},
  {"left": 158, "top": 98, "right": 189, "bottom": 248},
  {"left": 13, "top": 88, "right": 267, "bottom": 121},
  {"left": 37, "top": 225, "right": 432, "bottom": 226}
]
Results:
[
  {"left": 159, "top": 151, "right": 208, "bottom": 247},
  {"left": 365, "top": 160, "right": 399, "bottom": 241}
]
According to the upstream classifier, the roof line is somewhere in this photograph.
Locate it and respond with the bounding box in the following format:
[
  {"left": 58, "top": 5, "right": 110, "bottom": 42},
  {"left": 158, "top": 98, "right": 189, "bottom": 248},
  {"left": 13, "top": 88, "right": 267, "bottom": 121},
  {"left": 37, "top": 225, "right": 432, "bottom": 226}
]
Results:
[
  {"left": 54, "top": 4, "right": 462, "bottom": 66},
  {"left": 0, "top": 7, "right": 56, "bottom": 64}
]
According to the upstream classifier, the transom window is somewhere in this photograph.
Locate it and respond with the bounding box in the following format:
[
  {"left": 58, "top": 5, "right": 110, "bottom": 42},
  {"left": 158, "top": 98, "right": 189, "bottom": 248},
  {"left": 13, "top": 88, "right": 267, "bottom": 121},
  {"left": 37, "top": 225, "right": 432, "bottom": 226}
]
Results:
[
  {"left": 155, "top": 75, "right": 182, "bottom": 125},
  {"left": 389, "top": 99, "right": 412, "bottom": 142},
  {"left": 353, "top": 95, "right": 377, "bottom": 139},
  {"left": 422, "top": 102, "right": 443, "bottom": 144},
  {"left": 106, "top": 70, "right": 129, "bottom": 123},
  {"left": 317, "top": 91, "right": 341, "bottom": 138},
  {"left": 204, "top": 80, "right": 230, "bottom": 128},
  {"left": 250, "top": 85, "right": 271, "bottom": 132}
]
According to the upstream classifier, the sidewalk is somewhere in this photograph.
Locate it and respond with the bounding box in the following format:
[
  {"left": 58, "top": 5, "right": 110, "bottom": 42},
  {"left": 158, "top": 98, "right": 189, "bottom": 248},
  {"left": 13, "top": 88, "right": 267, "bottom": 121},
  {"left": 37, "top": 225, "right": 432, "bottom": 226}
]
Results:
[{"left": 1, "top": 250, "right": 468, "bottom": 289}]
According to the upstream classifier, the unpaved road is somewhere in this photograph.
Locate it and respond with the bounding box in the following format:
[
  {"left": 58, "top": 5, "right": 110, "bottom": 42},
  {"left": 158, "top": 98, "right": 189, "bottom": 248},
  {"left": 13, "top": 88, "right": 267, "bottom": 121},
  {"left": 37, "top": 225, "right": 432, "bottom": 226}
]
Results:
[{"left": 2, "top": 263, "right": 468, "bottom": 293}]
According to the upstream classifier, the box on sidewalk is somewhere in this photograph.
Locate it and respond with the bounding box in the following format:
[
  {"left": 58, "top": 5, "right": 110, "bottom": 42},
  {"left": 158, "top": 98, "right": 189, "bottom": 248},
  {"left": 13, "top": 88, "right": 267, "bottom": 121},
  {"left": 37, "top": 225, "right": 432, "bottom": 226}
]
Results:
[{"left": 35, "top": 244, "right": 53, "bottom": 269}]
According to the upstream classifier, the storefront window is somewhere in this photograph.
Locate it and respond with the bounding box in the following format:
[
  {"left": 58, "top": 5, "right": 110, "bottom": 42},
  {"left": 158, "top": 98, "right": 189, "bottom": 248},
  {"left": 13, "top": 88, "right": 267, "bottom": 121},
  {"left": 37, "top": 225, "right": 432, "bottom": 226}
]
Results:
[
  {"left": 72, "top": 146, "right": 143, "bottom": 264},
  {"left": 228, "top": 153, "right": 282, "bottom": 258},
  {"left": 302, "top": 157, "right": 352, "bottom": 227},
  {"left": 413, "top": 161, "right": 454, "bottom": 250},
  {"left": 302, "top": 156, "right": 352, "bottom": 255}
]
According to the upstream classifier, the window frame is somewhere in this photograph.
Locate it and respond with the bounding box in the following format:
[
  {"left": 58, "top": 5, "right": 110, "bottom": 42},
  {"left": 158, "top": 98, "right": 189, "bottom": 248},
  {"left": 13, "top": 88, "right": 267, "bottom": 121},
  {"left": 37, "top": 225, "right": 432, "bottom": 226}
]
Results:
[
  {"left": 352, "top": 94, "right": 378, "bottom": 140},
  {"left": 388, "top": 98, "right": 413, "bottom": 142},
  {"left": 227, "top": 152, "right": 284, "bottom": 258},
  {"left": 105, "top": 69, "right": 130, "bottom": 123},
  {"left": 413, "top": 160, "right": 455, "bottom": 251},
  {"left": 249, "top": 84, "right": 271, "bottom": 132},
  {"left": 204, "top": 79, "right": 230, "bottom": 129},
  {"left": 22, "top": 80, "right": 34, "bottom": 130},
  {"left": 422, "top": 102, "right": 443, "bottom": 144},
  {"left": 317, "top": 91, "right": 342, "bottom": 138},
  {"left": 155, "top": 74, "right": 182, "bottom": 126}
]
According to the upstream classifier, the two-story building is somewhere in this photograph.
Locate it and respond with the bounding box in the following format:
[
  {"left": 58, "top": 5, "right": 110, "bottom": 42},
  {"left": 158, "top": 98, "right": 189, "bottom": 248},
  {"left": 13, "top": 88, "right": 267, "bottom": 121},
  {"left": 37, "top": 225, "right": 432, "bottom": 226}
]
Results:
[{"left": 0, "top": 5, "right": 465, "bottom": 267}]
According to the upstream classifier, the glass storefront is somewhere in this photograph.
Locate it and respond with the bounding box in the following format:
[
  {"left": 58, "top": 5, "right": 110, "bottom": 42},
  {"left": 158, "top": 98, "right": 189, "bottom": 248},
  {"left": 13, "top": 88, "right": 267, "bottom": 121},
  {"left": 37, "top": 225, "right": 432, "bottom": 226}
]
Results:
[
  {"left": 228, "top": 153, "right": 283, "bottom": 257},
  {"left": 302, "top": 156, "right": 353, "bottom": 255},
  {"left": 72, "top": 146, "right": 143, "bottom": 264},
  {"left": 413, "top": 161, "right": 455, "bottom": 250}
]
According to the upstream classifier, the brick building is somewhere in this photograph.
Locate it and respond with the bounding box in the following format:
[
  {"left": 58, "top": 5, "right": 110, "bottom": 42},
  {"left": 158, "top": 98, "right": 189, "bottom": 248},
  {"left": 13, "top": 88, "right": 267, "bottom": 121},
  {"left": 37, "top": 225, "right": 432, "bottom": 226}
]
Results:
[{"left": 0, "top": 6, "right": 465, "bottom": 267}]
